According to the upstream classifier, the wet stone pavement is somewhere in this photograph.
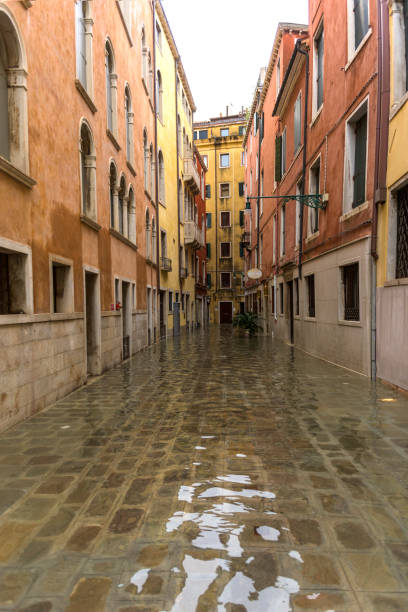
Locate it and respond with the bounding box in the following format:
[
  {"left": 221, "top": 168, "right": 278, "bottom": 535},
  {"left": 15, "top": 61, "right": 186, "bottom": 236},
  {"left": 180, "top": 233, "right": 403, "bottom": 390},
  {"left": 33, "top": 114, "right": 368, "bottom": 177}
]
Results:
[{"left": 0, "top": 328, "right": 408, "bottom": 611}]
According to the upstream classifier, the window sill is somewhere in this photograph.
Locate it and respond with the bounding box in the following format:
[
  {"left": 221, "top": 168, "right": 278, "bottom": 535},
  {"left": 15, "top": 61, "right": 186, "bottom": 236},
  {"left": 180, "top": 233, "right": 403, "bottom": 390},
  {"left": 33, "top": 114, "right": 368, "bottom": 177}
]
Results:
[
  {"left": 107, "top": 129, "right": 121, "bottom": 151},
  {"left": 384, "top": 278, "right": 408, "bottom": 287},
  {"left": 142, "top": 77, "right": 150, "bottom": 98},
  {"left": 390, "top": 91, "right": 408, "bottom": 121},
  {"left": 144, "top": 189, "right": 155, "bottom": 204},
  {"left": 338, "top": 319, "right": 362, "bottom": 327},
  {"left": 305, "top": 230, "right": 320, "bottom": 244},
  {"left": 109, "top": 228, "right": 137, "bottom": 250},
  {"left": 310, "top": 105, "right": 323, "bottom": 128},
  {"left": 345, "top": 27, "right": 373, "bottom": 72},
  {"left": 340, "top": 200, "right": 369, "bottom": 222},
  {"left": 127, "top": 160, "right": 136, "bottom": 176},
  {"left": 115, "top": 1, "right": 133, "bottom": 46},
  {"left": 75, "top": 80, "right": 97, "bottom": 114},
  {"left": 304, "top": 315, "right": 316, "bottom": 322},
  {"left": 159, "top": 199, "right": 166, "bottom": 208},
  {"left": 80, "top": 215, "right": 101, "bottom": 232},
  {"left": 0, "top": 156, "right": 36, "bottom": 188},
  {"left": 0, "top": 312, "right": 83, "bottom": 326}
]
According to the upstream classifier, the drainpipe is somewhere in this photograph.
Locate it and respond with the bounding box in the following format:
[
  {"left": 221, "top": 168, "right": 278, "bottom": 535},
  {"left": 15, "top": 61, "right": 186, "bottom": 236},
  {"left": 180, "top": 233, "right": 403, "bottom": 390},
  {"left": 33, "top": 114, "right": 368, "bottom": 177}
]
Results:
[
  {"left": 214, "top": 137, "right": 219, "bottom": 293},
  {"left": 297, "top": 41, "right": 310, "bottom": 281},
  {"left": 371, "top": 0, "right": 390, "bottom": 380},
  {"left": 256, "top": 113, "right": 262, "bottom": 258},
  {"left": 174, "top": 58, "right": 182, "bottom": 294},
  {"left": 153, "top": 1, "right": 160, "bottom": 307}
]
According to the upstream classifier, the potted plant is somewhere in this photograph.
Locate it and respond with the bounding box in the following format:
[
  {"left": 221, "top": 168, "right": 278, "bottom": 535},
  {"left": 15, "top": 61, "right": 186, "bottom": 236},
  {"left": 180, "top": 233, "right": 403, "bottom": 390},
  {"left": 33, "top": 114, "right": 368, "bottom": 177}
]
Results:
[{"left": 232, "top": 312, "right": 261, "bottom": 336}]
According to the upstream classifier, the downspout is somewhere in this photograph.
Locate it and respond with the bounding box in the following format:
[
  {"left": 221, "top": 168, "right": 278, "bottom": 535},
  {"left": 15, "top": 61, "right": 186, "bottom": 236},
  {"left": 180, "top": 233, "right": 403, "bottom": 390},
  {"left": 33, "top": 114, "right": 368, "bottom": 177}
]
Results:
[
  {"left": 214, "top": 136, "right": 219, "bottom": 293},
  {"left": 174, "top": 58, "right": 181, "bottom": 297},
  {"left": 371, "top": 0, "right": 390, "bottom": 380},
  {"left": 297, "top": 41, "right": 310, "bottom": 281},
  {"left": 256, "top": 113, "right": 262, "bottom": 257},
  {"left": 153, "top": 1, "right": 160, "bottom": 303}
]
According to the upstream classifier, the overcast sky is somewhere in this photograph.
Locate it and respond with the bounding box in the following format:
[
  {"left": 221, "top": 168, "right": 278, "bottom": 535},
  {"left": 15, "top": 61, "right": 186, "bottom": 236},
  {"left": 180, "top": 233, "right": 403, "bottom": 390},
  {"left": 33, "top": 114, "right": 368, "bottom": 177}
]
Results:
[{"left": 161, "top": 0, "right": 309, "bottom": 122}]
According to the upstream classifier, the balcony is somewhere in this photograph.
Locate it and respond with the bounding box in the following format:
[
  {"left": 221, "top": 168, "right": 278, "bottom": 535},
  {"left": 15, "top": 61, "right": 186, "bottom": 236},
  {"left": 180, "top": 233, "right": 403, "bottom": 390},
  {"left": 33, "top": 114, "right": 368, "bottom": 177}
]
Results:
[
  {"left": 183, "top": 155, "right": 200, "bottom": 194},
  {"left": 184, "top": 220, "right": 205, "bottom": 250},
  {"left": 180, "top": 267, "right": 187, "bottom": 279},
  {"left": 160, "top": 256, "right": 172, "bottom": 272}
]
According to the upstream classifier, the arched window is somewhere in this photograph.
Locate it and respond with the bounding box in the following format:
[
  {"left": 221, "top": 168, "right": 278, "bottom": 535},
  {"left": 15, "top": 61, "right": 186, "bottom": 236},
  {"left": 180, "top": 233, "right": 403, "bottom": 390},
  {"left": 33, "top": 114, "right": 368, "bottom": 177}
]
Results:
[
  {"left": 0, "top": 6, "right": 29, "bottom": 176},
  {"left": 158, "top": 150, "right": 165, "bottom": 204},
  {"left": 156, "top": 70, "right": 163, "bottom": 120},
  {"left": 118, "top": 175, "right": 126, "bottom": 235},
  {"left": 128, "top": 187, "right": 136, "bottom": 243},
  {"left": 151, "top": 216, "right": 156, "bottom": 263},
  {"left": 75, "top": 1, "right": 93, "bottom": 97},
  {"left": 184, "top": 188, "right": 189, "bottom": 221},
  {"left": 143, "top": 129, "right": 148, "bottom": 191},
  {"left": 125, "top": 85, "right": 134, "bottom": 164},
  {"left": 109, "top": 162, "right": 117, "bottom": 228},
  {"left": 148, "top": 51, "right": 153, "bottom": 98},
  {"left": 145, "top": 209, "right": 151, "bottom": 260},
  {"left": 141, "top": 28, "right": 147, "bottom": 84},
  {"left": 183, "top": 127, "right": 186, "bottom": 158},
  {"left": 80, "top": 121, "right": 96, "bottom": 219},
  {"left": 178, "top": 179, "right": 183, "bottom": 221},
  {"left": 149, "top": 143, "right": 154, "bottom": 197},
  {"left": 105, "top": 40, "right": 117, "bottom": 136}
]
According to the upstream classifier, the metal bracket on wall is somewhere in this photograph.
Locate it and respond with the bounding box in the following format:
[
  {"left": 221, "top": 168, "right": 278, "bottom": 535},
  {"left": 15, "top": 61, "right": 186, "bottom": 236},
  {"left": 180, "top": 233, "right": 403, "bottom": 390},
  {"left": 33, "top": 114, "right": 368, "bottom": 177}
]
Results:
[{"left": 245, "top": 193, "right": 328, "bottom": 210}]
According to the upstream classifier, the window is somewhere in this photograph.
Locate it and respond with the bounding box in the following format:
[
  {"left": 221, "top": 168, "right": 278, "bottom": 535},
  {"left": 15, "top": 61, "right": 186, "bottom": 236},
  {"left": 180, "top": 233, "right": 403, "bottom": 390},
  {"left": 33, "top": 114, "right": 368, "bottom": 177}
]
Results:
[
  {"left": 314, "top": 26, "right": 324, "bottom": 112},
  {"left": 0, "top": 240, "right": 32, "bottom": 315},
  {"left": 145, "top": 210, "right": 151, "bottom": 260},
  {"left": 309, "top": 158, "right": 321, "bottom": 234},
  {"left": 150, "top": 143, "right": 154, "bottom": 196},
  {"left": 296, "top": 180, "right": 302, "bottom": 245},
  {"left": 273, "top": 215, "right": 277, "bottom": 264},
  {"left": 80, "top": 121, "right": 96, "bottom": 220},
  {"left": 220, "top": 272, "right": 231, "bottom": 288},
  {"left": 279, "top": 282, "right": 284, "bottom": 313},
  {"left": 281, "top": 128, "right": 286, "bottom": 176},
  {"left": 207, "top": 273, "right": 212, "bottom": 289},
  {"left": 168, "top": 291, "right": 173, "bottom": 312},
  {"left": 391, "top": 1, "right": 408, "bottom": 102},
  {"left": 241, "top": 151, "right": 246, "bottom": 166},
  {"left": 115, "top": 278, "right": 120, "bottom": 305},
  {"left": 239, "top": 126, "right": 245, "bottom": 136},
  {"left": 160, "top": 230, "right": 167, "bottom": 258},
  {"left": 156, "top": 20, "right": 162, "bottom": 50},
  {"left": 158, "top": 150, "right": 165, "bottom": 204},
  {"left": 105, "top": 40, "right": 117, "bottom": 136},
  {"left": 260, "top": 234, "right": 263, "bottom": 267},
  {"left": 0, "top": 6, "right": 29, "bottom": 175},
  {"left": 256, "top": 154, "right": 259, "bottom": 181},
  {"left": 239, "top": 182, "right": 245, "bottom": 197},
  {"left": 275, "top": 135, "right": 282, "bottom": 182},
  {"left": 125, "top": 85, "right": 134, "bottom": 164},
  {"left": 220, "top": 211, "right": 231, "bottom": 227},
  {"left": 151, "top": 217, "right": 156, "bottom": 263},
  {"left": 177, "top": 115, "right": 182, "bottom": 154},
  {"left": 199, "top": 130, "right": 208, "bottom": 140},
  {"left": 156, "top": 70, "right": 163, "bottom": 121},
  {"left": 202, "top": 154, "right": 208, "bottom": 168},
  {"left": 220, "top": 183, "right": 230, "bottom": 198},
  {"left": 206, "top": 243, "right": 211, "bottom": 258},
  {"left": 220, "top": 128, "right": 229, "bottom": 137},
  {"left": 306, "top": 275, "right": 316, "bottom": 317},
  {"left": 342, "top": 263, "right": 359, "bottom": 320},
  {"left": 110, "top": 162, "right": 117, "bottom": 228},
  {"left": 220, "top": 153, "right": 230, "bottom": 168},
  {"left": 350, "top": 0, "right": 369, "bottom": 52},
  {"left": 178, "top": 179, "right": 183, "bottom": 221},
  {"left": 147, "top": 51, "right": 153, "bottom": 98},
  {"left": 280, "top": 204, "right": 286, "bottom": 256},
  {"left": 396, "top": 185, "right": 408, "bottom": 279},
  {"left": 220, "top": 242, "right": 231, "bottom": 258},
  {"left": 143, "top": 130, "right": 148, "bottom": 191},
  {"left": 260, "top": 171, "right": 264, "bottom": 215},
  {"left": 76, "top": 1, "right": 93, "bottom": 97},
  {"left": 205, "top": 184, "right": 211, "bottom": 199},
  {"left": 141, "top": 28, "right": 147, "bottom": 85},
  {"left": 51, "top": 261, "right": 73, "bottom": 313},
  {"left": 206, "top": 212, "right": 212, "bottom": 228},
  {"left": 117, "top": 0, "right": 131, "bottom": 34},
  {"left": 294, "top": 278, "right": 299, "bottom": 315},
  {"left": 118, "top": 176, "right": 126, "bottom": 235},
  {"left": 294, "top": 92, "right": 302, "bottom": 152},
  {"left": 344, "top": 101, "right": 368, "bottom": 211},
  {"left": 128, "top": 188, "right": 136, "bottom": 243}
]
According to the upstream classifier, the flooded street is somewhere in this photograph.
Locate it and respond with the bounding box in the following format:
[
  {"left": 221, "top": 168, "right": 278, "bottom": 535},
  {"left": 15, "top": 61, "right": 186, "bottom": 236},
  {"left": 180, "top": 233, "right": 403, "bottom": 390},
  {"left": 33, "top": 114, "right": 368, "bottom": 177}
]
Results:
[{"left": 0, "top": 327, "right": 408, "bottom": 611}]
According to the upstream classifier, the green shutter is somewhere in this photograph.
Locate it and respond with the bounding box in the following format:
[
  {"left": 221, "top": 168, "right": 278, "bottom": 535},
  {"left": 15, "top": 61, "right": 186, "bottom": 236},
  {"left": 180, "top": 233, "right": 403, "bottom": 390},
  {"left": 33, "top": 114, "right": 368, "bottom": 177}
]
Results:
[
  {"left": 239, "top": 210, "right": 244, "bottom": 227},
  {"left": 239, "top": 182, "right": 244, "bottom": 197},
  {"left": 206, "top": 212, "right": 212, "bottom": 228},
  {"left": 206, "top": 273, "right": 211, "bottom": 288},
  {"left": 205, "top": 184, "right": 211, "bottom": 199},
  {"left": 206, "top": 243, "right": 211, "bottom": 258},
  {"left": 239, "top": 242, "right": 244, "bottom": 257},
  {"left": 275, "top": 135, "right": 282, "bottom": 182}
]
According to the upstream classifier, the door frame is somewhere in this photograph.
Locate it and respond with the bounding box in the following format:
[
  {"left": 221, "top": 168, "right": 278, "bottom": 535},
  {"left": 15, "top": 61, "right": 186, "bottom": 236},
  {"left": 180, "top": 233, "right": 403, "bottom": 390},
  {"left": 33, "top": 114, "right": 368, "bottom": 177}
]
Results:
[
  {"left": 218, "top": 300, "right": 233, "bottom": 324},
  {"left": 83, "top": 265, "right": 102, "bottom": 376}
]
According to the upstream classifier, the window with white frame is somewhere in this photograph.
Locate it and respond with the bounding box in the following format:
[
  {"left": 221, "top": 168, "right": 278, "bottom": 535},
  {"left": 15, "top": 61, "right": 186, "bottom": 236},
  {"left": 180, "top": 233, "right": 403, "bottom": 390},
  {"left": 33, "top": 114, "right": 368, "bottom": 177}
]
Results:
[
  {"left": 51, "top": 259, "right": 74, "bottom": 314},
  {"left": 241, "top": 151, "right": 246, "bottom": 166},
  {"left": 341, "top": 262, "right": 360, "bottom": 320},
  {"left": 343, "top": 99, "right": 368, "bottom": 212},
  {"left": 273, "top": 214, "right": 277, "bottom": 264},
  {"left": 220, "top": 211, "right": 231, "bottom": 227},
  {"left": 105, "top": 40, "right": 117, "bottom": 136},
  {"left": 117, "top": 0, "right": 131, "bottom": 34},
  {"left": 75, "top": 1, "right": 93, "bottom": 97},
  {"left": 202, "top": 154, "right": 208, "bottom": 168},
  {"left": 158, "top": 150, "right": 165, "bottom": 204},
  {"left": 141, "top": 28, "right": 147, "bottom": 85},
  {"left": 143, "top": 129, "right": 148, "bottom": 191},
  {"left": 220, "top": 153, "right": 230, "bottom": 168},
  {"left": 391, "top": 1, "right": 408, "bottom": 103},
  {"left": 309, "top": 157, "right": 321, "bottom": 234},
  {"left": 0, "top": 239, "right": 32, "bottom": 315},
  {"left": 220, "top": 242, "right": 231, "bottom": 258},
  {"left": 125, "top": 85, "right": 134, "bottom": 165},
  {"left": 80, "top": 121, "right": 96, "bottom": 220},
  {"left": 348, "top": 0, "right": 370, "bottom": 57},
  {"left": 145, "top": 209, "right": 151, "bottom": 260},
  {"left": 220, "top": 272, "right": 231, "bottom": 288},
  {"left": 110, "top": 162, "right": 117, "bottom": 228},
  {"left": 313, "top": 23, "right": 324, "bottom": 115},
  {"left": 128, "top": 188, "right": 136, "bottom": 243},
  {"left": 156, "top": 20, "right": 162, "bottom": 50},
  {"left": 260, "top": 170, "right": 264, "bottom": 215},
  {"left": 220, "top": 128, "right": 229, "bottom": 137},
  {"left": 387, "top": 183, "right": 408, "bottom": 280},
  {"left": 118, "top": 175, "right": 126, "bottom": 235},
  {"left": 0, "top": 5, "right": 29, "bottom": 175},
  {"left": 295, "top": 180, "right": 302, "bottom": 246},
  {"left": 220, "top": 183, "right": 230, "bottom": 198},
  {"left": 294, "top": 92, "right": 302, "bottom": 152},
  {"left": 156, "top": 70, "right": 163, "bottom": 121}
]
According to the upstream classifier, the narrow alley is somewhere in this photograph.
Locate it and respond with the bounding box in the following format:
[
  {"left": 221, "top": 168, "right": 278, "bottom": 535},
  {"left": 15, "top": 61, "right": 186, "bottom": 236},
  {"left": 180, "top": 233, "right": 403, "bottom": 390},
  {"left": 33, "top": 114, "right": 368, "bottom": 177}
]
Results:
[{"left": 0, "top": 328, "right": 407, "bottom": 611}]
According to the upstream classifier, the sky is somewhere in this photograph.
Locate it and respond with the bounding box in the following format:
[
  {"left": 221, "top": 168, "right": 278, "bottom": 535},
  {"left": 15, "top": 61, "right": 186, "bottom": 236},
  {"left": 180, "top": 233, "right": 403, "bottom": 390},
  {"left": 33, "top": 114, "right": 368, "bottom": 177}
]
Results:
[{"left": 161, "top": 0, "right": 309, "bottom": 122}]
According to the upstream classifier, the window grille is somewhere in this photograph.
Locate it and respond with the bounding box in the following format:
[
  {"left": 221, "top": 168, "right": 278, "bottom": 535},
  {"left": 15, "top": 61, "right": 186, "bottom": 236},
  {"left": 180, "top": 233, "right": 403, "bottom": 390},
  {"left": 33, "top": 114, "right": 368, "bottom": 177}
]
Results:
[
  {"left": 397, "top": 185, "right": 408, "bottom": 279},
  {"left": 353, "top": 113, "right": 367, "bottom": 207},
  {"left": 307, "top": 275, "right": 315, "bottom": 317},
  {"left": 343, "top": 263, "right": 359, "bottom": 320}
]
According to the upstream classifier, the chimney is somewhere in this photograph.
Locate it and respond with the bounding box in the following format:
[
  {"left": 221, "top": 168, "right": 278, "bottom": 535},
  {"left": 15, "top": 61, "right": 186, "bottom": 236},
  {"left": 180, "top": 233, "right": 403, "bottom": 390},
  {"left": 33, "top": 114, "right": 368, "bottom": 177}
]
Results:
[{"left": 226, "top": 105, "right": 229, "bottom": 116}]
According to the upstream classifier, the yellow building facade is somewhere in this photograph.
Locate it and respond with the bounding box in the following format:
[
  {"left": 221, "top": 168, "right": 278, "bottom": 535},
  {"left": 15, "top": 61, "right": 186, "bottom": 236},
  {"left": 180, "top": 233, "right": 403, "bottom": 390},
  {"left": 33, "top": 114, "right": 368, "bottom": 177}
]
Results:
[
  {"left": 194, "top": 114, "right": 246, "bottom": 324},
  {"left": 376, "top": 0, "right": 408, "bottom": 391},
  {"left": 155, "top": 2, "right": 200, "bottom": 337}
]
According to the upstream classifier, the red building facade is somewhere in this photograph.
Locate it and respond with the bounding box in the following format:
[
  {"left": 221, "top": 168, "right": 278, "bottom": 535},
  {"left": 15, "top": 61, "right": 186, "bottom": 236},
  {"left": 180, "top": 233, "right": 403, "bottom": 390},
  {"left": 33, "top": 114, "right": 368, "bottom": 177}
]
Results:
[{"left": 244, "top": 1, "right": 380, "bottom": 377}]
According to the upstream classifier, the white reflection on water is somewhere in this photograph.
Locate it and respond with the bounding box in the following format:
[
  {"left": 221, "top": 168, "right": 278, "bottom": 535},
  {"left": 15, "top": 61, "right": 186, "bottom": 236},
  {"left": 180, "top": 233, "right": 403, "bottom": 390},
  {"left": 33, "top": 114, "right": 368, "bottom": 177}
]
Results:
[{"left": 130, "top": 568, "right": 150, "bottom": 593}]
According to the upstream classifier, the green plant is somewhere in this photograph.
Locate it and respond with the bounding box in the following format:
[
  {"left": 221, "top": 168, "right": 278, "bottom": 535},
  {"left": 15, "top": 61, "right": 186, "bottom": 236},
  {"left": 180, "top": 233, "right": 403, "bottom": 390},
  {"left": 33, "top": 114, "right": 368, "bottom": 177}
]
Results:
[{"left": 232, "top": 312, "right": 261, "bottom": 336}]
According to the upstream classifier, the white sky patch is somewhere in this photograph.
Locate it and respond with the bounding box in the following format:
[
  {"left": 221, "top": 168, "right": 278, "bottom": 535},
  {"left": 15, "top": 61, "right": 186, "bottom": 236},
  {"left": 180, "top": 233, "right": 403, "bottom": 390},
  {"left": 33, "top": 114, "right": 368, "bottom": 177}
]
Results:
[
  {"left": 288, "top": 551, "right": 304, "bottom": 563},
  {"left": 256, "top": 526, "right": 280, "bottom": 541},
  {"left": 130, "top": 569, "right": 150, "bottom": 593},
  {"left": 178, "top": 485, "right": 196, "bottom": 503},
  {"left": 169, "top": 555, "right": 229, "bottom": 612}
]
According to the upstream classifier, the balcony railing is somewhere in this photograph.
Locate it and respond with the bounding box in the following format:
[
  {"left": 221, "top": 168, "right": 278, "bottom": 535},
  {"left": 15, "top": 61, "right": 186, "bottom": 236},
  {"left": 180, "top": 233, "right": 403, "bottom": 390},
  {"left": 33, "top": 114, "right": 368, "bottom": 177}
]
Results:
[
  {"left": 183, "top": 155, "right": 200, "bottom": 194},
  {"left": 184, "top": 220, "right": 205, "bottom": 250},
  {"left": 160, "top": 256, "right": 172, "bottom": 271},
  {"left": 180, "top": 267, "right": 187, "bottom": 279}
]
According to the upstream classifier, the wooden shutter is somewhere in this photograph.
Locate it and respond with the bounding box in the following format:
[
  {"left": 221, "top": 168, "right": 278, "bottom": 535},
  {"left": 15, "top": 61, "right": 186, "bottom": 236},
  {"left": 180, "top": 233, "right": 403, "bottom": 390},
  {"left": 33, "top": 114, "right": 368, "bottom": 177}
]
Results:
[
  {"left": 205, "top": 184, "right": 211, "bottom": 199},
  {"left": 206, "top": 212, "right": 212, "bottom": 228},
  {"left": 206, "top": 273, "right": 211, "bottom": 288},
  {"left": 353, "top": 113, "right": 367, "bottom": 208},
  {"left": 239, "top": 210, "right": 244, "bottom": 227},
  {"left": 239, "top": 242, "right": 244, "bottom": 257},
  {"left": 275, "top": 135, "right": 282, "bottom": 182},
  {"left": 206, "top": 243, "right": 211, "bottom": 258},
  {"left": 239, "top": 182, "right": 244, "bottom": 196}
]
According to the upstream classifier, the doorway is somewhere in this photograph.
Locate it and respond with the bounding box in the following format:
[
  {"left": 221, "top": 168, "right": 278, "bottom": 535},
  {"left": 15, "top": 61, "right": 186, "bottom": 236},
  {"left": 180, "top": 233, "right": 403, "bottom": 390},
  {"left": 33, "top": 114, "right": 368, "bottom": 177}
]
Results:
[
  {"left": 85, "top": 270, "right": 101, "bottom": 376},
  {"left": 219, "top": 301, "right": 233, "bottom": 324},
  {"left": 147, "top": 287, "right": 152, "bottom": 345},
  {"left": 288, "top": 280, "right": 294, "bottom": 344},
  {"left": 159, "top": 290, "right": 166, "bottom": 338},
  {"left": 122, "top": 281, "right": 131, "bottom": 360}
]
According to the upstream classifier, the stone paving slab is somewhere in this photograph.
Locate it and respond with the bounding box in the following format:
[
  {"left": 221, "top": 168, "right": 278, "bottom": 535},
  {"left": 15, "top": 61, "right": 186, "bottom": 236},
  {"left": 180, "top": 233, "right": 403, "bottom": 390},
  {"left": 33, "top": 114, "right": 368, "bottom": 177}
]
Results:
[{"left": 0, "top": 328, "right": 408, "bottom": 610}]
